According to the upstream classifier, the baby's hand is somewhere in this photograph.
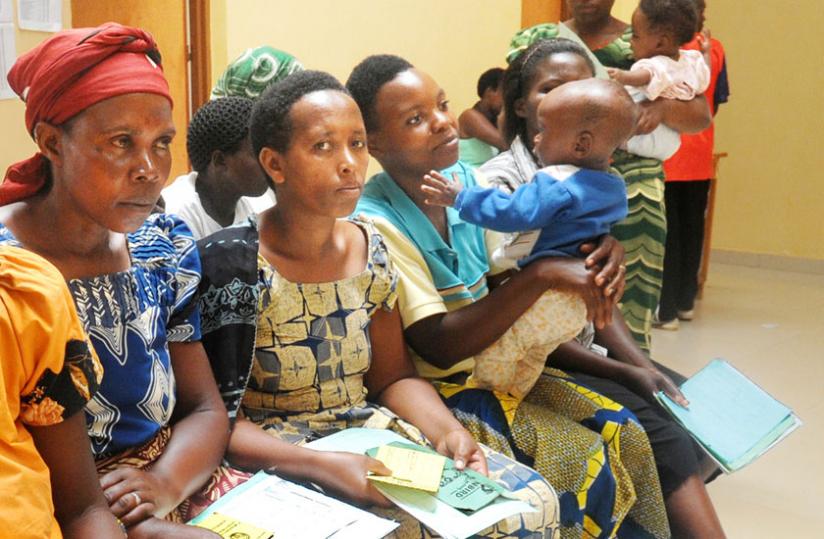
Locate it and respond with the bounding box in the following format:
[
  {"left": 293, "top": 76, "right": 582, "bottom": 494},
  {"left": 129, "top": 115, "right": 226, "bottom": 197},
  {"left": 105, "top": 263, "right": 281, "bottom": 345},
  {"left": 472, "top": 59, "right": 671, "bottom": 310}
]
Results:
[
  {"left": 607, "top": 67, "right": 650, "bottom": 88},
  {"left": 607, "top": 67, "right": 624, "bottom": 84},
  {"left": 422, "top": 170, "right": 462, "bottom": 207},
  {"left": 606, "top": 67, "right": 630, "bottom": 85}
]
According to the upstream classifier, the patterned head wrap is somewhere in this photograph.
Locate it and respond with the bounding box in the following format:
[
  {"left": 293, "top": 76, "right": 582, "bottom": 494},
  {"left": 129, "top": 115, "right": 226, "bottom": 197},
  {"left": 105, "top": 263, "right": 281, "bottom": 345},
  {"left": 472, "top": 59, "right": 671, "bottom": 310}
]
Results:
[
  {"left": 1, "top": 23, "right": 172, "bottom": 205},
  {"left": 210, "top": 46, "right": 303, "bottom": 100},
  {"left": 507, "top": 25, "right": 558, "bottom": 64}
]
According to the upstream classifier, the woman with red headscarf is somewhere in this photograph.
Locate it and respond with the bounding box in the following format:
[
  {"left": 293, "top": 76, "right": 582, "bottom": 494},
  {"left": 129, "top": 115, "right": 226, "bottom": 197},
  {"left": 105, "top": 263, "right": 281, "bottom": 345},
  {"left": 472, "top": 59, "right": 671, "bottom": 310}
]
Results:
[{"left": 0, "top": 24, "right": 229, "bottom": 538}]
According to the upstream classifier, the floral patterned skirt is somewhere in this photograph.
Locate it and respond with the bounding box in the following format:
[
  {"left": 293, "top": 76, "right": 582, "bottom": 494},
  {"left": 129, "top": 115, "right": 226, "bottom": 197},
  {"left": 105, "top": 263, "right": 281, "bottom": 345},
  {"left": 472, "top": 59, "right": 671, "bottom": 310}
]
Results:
[{"left": 437, "top": 368, "right": 670, "bottom": 539}]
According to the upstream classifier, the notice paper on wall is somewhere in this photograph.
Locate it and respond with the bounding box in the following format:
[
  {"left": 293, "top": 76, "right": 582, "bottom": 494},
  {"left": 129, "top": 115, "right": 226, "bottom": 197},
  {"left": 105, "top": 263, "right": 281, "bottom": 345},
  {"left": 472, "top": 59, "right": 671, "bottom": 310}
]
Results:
[
  {"left": 17, "top": 0, "right": 60, "bottom": 32},
  {"left": 1, "top": 0, "right": 13, "bottom": 23},
  {"left": 1, "top": 22, "right": 16, "bottom": 99}
]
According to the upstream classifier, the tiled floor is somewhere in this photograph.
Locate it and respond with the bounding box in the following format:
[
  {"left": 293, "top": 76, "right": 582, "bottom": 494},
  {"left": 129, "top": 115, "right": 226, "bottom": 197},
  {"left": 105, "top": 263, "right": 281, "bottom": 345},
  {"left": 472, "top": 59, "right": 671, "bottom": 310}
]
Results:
[{"left": 651, "top": 263, "right": 824, "bottom": 538}]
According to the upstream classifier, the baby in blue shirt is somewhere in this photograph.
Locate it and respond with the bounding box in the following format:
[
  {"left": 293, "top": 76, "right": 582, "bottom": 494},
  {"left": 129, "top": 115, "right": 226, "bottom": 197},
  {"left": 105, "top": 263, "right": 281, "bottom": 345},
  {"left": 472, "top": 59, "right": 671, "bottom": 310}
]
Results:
[{"left": 422, "top": 78, "right": 637, "bottom": 398}]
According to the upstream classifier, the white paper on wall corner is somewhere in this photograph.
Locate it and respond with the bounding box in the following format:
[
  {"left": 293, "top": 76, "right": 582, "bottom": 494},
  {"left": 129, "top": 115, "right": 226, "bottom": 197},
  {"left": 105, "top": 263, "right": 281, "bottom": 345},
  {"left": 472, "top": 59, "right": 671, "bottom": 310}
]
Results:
[
  {"left": 0, "top": 0, "right": 13, "bottom": 23},
  {"left": 0, "top": 22, "right": 17, "bottom": 100},
  {"left": 17, "top": 0, "right": 61, "bottom": 32}
]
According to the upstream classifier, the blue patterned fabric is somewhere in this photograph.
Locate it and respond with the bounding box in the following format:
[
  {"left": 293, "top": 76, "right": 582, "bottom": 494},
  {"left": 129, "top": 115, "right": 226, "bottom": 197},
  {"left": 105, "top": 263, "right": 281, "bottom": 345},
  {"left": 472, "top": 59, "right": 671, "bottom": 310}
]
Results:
[{"left": 0, "top": 214, "right": 202, "bottom": 457}]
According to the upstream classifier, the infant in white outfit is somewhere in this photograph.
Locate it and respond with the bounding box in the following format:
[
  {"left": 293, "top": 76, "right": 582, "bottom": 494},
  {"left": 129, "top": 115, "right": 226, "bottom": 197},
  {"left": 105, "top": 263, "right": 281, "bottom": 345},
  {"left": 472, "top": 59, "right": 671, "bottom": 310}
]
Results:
[{"left": 608, "top": 0, "right": 709, "bottom": 160}]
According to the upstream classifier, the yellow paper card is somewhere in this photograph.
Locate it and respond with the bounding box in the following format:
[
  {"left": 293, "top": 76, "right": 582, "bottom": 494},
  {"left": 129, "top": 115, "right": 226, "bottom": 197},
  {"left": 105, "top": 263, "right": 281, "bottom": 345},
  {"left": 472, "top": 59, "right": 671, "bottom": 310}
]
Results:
[
  {"left": 193, "top": 511, "right": 274, "bottom": 539},
  {"left": 368, "top": 444, "right": 446, "bottom": 493}
]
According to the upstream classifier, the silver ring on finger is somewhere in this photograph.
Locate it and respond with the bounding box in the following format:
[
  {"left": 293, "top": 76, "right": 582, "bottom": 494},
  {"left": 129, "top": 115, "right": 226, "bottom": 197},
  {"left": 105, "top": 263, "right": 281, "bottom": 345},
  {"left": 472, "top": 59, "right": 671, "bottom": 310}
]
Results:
[{"left": 131, "top": 491, "right": 141, "bottom": 506}]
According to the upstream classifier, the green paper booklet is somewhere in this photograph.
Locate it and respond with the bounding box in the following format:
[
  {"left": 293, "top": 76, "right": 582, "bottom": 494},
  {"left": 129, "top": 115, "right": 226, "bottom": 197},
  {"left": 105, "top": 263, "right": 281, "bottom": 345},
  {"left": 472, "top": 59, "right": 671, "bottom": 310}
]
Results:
[
  {"left": 367, "top": 441, "right": 517, "bottom": 511},
  {"left": 656, "top": 359, "right": 801, "bottom": 473},
  {"left": 306, "top": 428, "right": 535, "bottom": 539}
]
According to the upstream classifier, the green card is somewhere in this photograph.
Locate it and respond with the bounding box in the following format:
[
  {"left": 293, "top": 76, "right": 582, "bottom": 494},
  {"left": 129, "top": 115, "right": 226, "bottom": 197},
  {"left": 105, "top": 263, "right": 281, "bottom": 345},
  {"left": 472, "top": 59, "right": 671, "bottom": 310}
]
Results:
[{"left": 367, "top": 441, "right": 514, "bottom": 512}]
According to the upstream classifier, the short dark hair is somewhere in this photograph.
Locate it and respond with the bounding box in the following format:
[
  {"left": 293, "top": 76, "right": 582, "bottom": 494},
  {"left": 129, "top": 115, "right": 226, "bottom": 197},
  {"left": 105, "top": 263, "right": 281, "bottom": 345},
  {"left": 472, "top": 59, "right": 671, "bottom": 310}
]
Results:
[
  {"left": 250, "top": 70, "right": 347, "bottom": 155},
  {"left": 639, "top": 0, "right": 698, "bottom": 46},
  {"left": 502, "top": 38, "right": 595, "bottom": 145},
  {"left": 187, "top": 96, "right": 254, "bottom": 172},
  {"left": 346, "top": 54, "right": 414, "bottom": 132},
  {"left": 477, "top": 67, "right": 504, "bottom": 98}
]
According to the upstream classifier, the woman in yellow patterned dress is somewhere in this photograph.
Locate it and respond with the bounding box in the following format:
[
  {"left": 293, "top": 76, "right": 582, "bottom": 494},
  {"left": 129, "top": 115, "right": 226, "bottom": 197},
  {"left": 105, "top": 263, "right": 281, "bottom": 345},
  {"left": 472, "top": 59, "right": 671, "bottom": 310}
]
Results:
[{"left": 197, "top": 70, "right": 560, "bottom": 538}]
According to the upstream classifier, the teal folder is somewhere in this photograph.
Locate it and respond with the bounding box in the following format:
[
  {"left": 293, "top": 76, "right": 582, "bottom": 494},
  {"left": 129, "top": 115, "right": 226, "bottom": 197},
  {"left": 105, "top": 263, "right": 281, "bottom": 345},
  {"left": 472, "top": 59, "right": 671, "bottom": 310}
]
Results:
[{"left": 656, "top": 359, "right": 801, "bottom": 473}]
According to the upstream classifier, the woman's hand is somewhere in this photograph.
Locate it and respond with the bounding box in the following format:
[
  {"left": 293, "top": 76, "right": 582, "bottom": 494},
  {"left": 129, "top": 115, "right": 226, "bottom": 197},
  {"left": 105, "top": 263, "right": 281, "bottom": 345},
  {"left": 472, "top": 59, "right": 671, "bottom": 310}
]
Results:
[
  {"left": 435, "top": 429, "right": 489, "bottom": 476},
  {"left": 635, "top": 100, "right": 666, "bottom": 135},
  {"left": 653, "top": 95, "right": 711, "bottom": 133},
  {"left": 580, "top": 235, "right": 626, "bottom": 300},
  {"left": 699, "top": 28, "right": 712, "bottom": 64},
  {"left": 622, "top": 365, "right": 689, "bottom": 408},
  {"left": 315, "top": 451, "right": 394, "bottom": 508},
  {"left": 100, "top": 467, "right": 178, "bottom": 526},
  {"left": 534, "top": 257, "right": 613, "bottom": 329}
]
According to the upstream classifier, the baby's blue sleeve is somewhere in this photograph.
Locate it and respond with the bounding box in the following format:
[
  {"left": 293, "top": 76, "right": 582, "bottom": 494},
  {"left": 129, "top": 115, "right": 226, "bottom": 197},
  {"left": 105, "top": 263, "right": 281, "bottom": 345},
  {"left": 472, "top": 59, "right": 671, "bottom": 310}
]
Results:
[{"left": 454, "top": 171, "right": 573, "bottom": 232}]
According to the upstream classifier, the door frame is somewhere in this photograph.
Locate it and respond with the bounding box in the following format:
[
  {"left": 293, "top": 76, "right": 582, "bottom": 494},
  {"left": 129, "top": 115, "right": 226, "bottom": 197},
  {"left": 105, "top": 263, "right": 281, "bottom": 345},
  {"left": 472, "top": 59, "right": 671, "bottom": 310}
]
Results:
[
  {"left": 188, "top": 0, "right": 211, "bottom": 112},
  {"left": 520, "top": 0, "right": 567, "bottom": 28}
]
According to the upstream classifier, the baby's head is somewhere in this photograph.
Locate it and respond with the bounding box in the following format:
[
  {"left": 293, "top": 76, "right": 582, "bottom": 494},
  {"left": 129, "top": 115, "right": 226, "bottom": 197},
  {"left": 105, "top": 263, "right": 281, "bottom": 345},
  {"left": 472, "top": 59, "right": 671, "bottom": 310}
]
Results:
[
  {"left": 534, "top": 78, "right": 637, "bottom": 171},
  {"left": 631, "top": 0, "right": 698, "bottom": 59},
  {"left": 692, "top": 0, "right": 706, "bottom": 33}
]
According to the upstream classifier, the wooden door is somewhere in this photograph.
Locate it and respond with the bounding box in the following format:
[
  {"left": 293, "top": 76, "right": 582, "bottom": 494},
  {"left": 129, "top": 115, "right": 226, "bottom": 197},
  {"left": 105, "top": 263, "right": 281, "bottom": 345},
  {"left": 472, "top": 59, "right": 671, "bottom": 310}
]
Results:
[
  {"left": 521, "top": 0, "right": 566, "bottom": 28},
  {"left": 71, "top": 0, "right": 190, "bottom": 180}
]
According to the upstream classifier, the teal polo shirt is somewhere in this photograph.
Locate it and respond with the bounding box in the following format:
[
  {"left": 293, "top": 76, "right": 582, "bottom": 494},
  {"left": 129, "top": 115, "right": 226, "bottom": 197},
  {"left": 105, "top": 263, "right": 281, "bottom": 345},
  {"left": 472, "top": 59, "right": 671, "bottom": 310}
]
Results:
[{"left": 356, "top": 161, "right": 489, "bottom": 305}]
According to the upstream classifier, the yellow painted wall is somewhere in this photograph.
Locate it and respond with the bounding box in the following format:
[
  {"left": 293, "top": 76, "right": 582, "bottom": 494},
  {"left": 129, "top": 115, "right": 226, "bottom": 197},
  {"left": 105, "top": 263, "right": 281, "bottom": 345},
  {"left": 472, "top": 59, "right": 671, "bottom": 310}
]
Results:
[
  {"left": 209, "top": 0, "right": 228, "bottom": 88},
  {"left": 611, "top": 0, "right": 636, "bottom": 23},
  {"left": 0, "top": 1, "right": 72, "bottom": 174},
  {"left": 210, "top": 0, "right": 521, "bottom": 173},
  {"left": 706, "top": 2, "right": 824, "bottom": 260}
]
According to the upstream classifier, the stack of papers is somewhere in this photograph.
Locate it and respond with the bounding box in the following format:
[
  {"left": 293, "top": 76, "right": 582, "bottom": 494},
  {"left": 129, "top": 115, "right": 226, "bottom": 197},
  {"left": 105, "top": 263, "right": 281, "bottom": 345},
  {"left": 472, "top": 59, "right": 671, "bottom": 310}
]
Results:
[
  {"left": 367, "top": 441, "right": 517, "bottom": 512},
  {"left": 307, "top": 428, "right": 535, "bottom": 539},
  {"left": 656, "top": 359, "right": 802, "bottom": 473},
  {"left": 188, "top": 471, "right": 398, "bottom": 538}
]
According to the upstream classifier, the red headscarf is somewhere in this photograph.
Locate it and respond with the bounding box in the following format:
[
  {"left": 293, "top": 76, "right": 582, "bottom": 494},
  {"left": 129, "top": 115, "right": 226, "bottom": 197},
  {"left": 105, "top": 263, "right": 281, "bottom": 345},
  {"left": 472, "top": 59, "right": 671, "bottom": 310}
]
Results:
[{"left": 0, "top": 23, "right": 173, "bottom": 205}]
